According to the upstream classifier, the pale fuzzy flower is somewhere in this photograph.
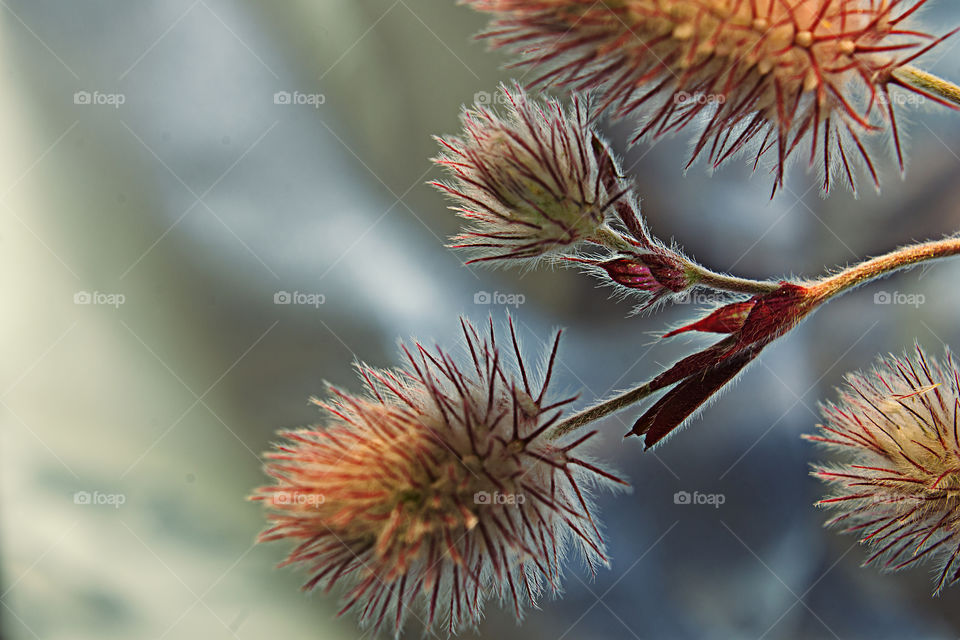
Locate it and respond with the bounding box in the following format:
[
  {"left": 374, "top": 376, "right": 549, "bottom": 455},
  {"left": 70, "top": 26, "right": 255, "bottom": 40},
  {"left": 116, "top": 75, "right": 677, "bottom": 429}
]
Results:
[
  {"left": 466, "top": 0, "right": 957, "bottom": 195},
  {"left": 432, "top": 84, "right": 636, "bottom": 264},
  {"left": 251, "top": 317, "right": 626, "bottom": 635},
  {"left": 807, "top": 346, "right": 960, "bottom": 593}
]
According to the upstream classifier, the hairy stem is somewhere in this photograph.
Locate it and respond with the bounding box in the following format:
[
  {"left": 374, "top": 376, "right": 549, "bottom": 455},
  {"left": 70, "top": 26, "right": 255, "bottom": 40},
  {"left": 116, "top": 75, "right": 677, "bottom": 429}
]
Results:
[
  {"left": 809, "top": 236, "right": 960, "bottom": 301},
  {"left": 551, "top": 383, "right": 653, "bottom": 439},
  {"left": 686, "top": 264, "right": 780, "bottom": 295},
  {"left": 550, "top": 236, "right": 960, "bottom": 439},
  {"left": 590, "top": 225, "right": 637, "bottom": 253},
  {"left": 893, "top": 65, "right": 960, "bottom": 108}
]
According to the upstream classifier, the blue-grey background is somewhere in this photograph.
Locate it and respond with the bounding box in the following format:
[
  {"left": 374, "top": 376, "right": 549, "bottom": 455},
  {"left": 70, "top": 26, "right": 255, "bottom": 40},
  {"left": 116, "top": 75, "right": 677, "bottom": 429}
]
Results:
[{"left": 3, "top": 2, "right": 960, "bottom": 638}]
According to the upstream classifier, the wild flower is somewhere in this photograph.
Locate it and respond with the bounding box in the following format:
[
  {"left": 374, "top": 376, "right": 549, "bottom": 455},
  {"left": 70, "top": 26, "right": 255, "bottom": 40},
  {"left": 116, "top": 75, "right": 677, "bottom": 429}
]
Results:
[
  {"left": 432, "top": 84, "right": 637, "bottom": 264},
  {"left": 466, "top": 0, "right": 958, "bottom": 194},
  {"left": 251, "top": 318, "right": 626, "bottom": 635},
  {"left": 807, "top": 346, "right": 960, "bottom": 594}
]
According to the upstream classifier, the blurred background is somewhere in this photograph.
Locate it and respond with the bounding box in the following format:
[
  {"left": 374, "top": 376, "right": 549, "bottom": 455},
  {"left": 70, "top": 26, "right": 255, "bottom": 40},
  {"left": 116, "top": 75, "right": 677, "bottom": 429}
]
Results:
[{"left": 2, "top": 1, "right": 960, "bottom": 638}]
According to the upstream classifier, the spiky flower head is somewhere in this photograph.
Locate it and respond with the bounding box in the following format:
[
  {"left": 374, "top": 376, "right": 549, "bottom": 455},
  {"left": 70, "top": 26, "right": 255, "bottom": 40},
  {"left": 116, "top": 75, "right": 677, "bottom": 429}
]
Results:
[
  {"left": 251, "top": 317, "right": 625, "bottom": 635},
  {"left": 432, "top": 84, "right": 636, "bottom": 264},
  {"left": 466, "top": 0, "right": 958, "bottom": 195},
  {"left": 807, "top": 345, "right": 960, "bottom": 593}
]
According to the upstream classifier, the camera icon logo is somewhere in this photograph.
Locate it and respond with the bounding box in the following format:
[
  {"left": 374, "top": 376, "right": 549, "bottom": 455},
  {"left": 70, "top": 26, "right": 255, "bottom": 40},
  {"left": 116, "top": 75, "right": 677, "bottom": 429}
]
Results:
[
  {"left": 274, "top": 291, "right": 292, "bottom": 304},
  {"left": 874, "top": 291, "right": 892, "bottom": 305},
  {"left": 73, "top": 491, "right": 92, "bottom": 505},
  {"left": 474, "top": 291, "right": 492, "bottom": 305},
  {"left": 474, "top": 91, "right": 491, "bottom": 105},
  {"left": 74, "top": 91, "right": 92, "bottom": 105},
  {"left": 673, "top": 490, "right": 692, "bottom": 505},
  {"left": 473, "top": 491, "right": 491, "bottom": 505},
  {"left": 74, "top": 291, "right": 92, "bottom": 304},
  {"left": 274, "top": 91, "right": 292, "bottom": 105}
]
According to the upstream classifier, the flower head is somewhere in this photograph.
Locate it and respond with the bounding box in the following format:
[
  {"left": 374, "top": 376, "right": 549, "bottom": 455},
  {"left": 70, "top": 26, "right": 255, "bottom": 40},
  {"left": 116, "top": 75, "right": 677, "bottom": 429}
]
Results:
[
  {"left": 807, "top": 346, "right": 960, "bottom": 594},
  {"left": 466, "top": 0, "right": 958, "bottom": 195},
  {"left": 251, "top": 317, "right": 625, "bottom": 635},
  {"left": 432, "top": 84, "right": 636, "bottom": 264}
]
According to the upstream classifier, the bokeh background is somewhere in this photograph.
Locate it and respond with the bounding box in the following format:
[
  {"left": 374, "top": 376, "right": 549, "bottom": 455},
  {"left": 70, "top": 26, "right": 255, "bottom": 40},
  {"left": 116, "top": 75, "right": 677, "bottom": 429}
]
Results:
[{"left": 3, "top": 2, "right": 960, "bottom": 638}]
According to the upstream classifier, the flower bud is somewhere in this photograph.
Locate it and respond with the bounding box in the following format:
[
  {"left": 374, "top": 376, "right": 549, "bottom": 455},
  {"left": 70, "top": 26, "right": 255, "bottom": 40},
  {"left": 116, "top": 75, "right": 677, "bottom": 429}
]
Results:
[{"left": 574, "top": 250, "right": 696, "bottom": 310}]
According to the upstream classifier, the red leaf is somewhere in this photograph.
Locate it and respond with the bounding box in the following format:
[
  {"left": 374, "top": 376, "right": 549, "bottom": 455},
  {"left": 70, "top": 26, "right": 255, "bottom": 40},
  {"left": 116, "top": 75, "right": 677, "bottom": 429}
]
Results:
[
  {"left": 628, "top": 349, "right": 759, "bottom": 448},
  {"left": 734, "top": 282, "right": 811, "bottom": 348},
  {"left": 646, "top": 337, "right": 738, "bottom": 392},
  {"left": 663, "top": 301, "right": 756, "bottom": 338}
]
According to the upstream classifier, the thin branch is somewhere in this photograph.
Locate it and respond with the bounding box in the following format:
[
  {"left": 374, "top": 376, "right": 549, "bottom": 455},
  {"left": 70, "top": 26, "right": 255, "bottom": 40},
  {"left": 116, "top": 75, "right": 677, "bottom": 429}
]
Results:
[
  {"left": 809, "top": 236, "right": 960, "bottom": 300},
  {"left": 686, "top": 264, "right": 780, "bottom": 295}
]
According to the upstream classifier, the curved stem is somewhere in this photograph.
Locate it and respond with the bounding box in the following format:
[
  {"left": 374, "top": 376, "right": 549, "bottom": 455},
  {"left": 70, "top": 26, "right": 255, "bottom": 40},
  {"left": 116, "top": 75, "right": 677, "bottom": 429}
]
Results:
[
  {"left": 590, "top": 225, "right": 637, "bottom": 253},
  {"left": 809, "top": 237, "right": 960, "bottom": 302},
  {"left": 893, "top": 65, "right": 960, "bottom": 109},
  {"left": 550, "top": 383, "right": 653, "bottom": 439},
  {"left": 686, "top": 264, "right": 780, "bottom": 295}
]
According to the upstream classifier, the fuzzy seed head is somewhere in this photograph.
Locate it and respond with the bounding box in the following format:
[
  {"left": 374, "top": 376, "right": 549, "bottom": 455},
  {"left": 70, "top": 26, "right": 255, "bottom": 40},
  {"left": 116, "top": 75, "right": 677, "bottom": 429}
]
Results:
[
  {"left": 807, "top": 346, "right": 960, "bottom": 593},
  {"left": 251, "top": 318, "right": 625, "bottom": 635},
  {"left": 468, "top": 0, "right": 955, "bottom": 195},
  {"left": 433, "top": 84, "right": 636, "bottom": 264}
]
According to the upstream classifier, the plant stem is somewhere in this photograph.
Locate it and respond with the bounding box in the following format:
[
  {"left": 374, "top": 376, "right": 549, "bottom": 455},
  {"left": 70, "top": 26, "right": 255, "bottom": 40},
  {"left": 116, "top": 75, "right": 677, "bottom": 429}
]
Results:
[
  {"left": 893, "top": 65, "right": 960, "bottom": 109},
  {"left": 809, "top": 237, "right": 960, "bottom": 301},
  {"left": 551, "top": 382, "right": 653, "bottom": 439},
  {"left": 686, "top": 264, "right": 780, "bottom": 295},
  {"left": 591, "top": 225, "right": 637, "bottom": 253},
  {"left": 549, "top": 236, "right": 960, "bottom": 440}
]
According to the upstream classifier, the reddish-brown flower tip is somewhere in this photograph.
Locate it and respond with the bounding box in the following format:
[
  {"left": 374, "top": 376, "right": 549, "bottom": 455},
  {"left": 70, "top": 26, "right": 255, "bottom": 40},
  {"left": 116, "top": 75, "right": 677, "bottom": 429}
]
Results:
[
  {"left": 629, "top": 282, "right": 817, "bottom": 448},
  {"left": 251, "top": 317, "right": 625, "bottom": 635},
  {"left": 432, "top": 83, "right": 638, "bottom": 265},
  {"left": 662, "top": 300, "right": 755, "bottom": 338},
  {"left": 807, "top": 346, "right": 960, "bottom": 594},
  {"left": 569, "top": 249, "right": 696, "bottom": 310},
  {"left": 466, "top": 0, "right": 958, "bottom": 195}
]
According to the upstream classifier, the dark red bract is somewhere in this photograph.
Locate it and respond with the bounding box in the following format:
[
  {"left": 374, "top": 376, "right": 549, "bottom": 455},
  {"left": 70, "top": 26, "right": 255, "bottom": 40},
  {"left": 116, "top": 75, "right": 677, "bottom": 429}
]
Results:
[{"left": 630, "top": 282, "right": 817, "bottom": 448}]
